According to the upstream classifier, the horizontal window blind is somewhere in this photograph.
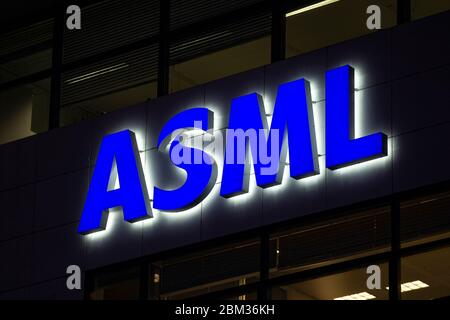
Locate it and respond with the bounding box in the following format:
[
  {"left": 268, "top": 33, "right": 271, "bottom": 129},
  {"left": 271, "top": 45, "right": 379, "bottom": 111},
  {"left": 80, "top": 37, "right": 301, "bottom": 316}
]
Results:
[
  {"left": 170, "top": 0, "right": 264, "bottom": 31},
  {"left": 0, "top": 19, "right": 53, "bottom": 57},
  {"left": 169, "top": 10, "right": 271, "bottom": 65},
  {"left": 63, "top": 0, "right": 159, "bottom": 63},
  {"left": 160, "top": 242, "right": 261, "bottom": 294},
  {"left": 276, "top": 207, "right": 391, "bottom": 270},
  {"left": 61, "top": 43, "right": 158, "bottom": 106},
  {"left": 401, "top": 190, "right": 450, "bottom": 242}
]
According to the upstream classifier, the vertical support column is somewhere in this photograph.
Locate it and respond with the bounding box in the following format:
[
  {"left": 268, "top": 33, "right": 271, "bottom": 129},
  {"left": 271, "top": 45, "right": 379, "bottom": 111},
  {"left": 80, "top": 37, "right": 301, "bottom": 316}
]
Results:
[
  {"left": 139, "top": 262, "right": 150, "bottom": 300},
  {"left": 49, "top": 4, "right": 65, "bottom": 129},
  {"left": 157, "top": 0, "right": 170, "bottom": 97},
  {"left": 397, "top": 0, "right": 411, "bottom": 24},
  {"left": 271, "top": 0, "right": 286, "bottom": 63},
  {"left": 389, "top": 198, "right": 401, "bottom": 300},
  {"left": 258, "top": 231, "right": 270, "bottom": 300}
]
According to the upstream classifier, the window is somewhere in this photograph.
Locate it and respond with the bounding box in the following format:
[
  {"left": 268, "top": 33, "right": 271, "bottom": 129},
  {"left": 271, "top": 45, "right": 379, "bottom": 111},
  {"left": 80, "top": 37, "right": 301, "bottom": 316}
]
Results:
[
  {"left": 60, "top": 45, "right": 158, "bottom": 127},
  {"left": 149, "top": 239, "right": 260, "bottom": 300},
  {"left": 401, "top": 189, "right": 450, "bottom": 247},
  {"left": 89, "top": 266, "right": 140, "bottom": 300},
  {"left": 0, "top": 78, "right": 50, "bottom": 145},
  {"left": 285, "top": 0, "right": 397, "bottom": 58},
  {"left": 271, "top": 263, "right": 389, "bottom": 300},
  {"left": 399, "top": 188, "right": 450, "bottom": 300},
  {"left": 0, "top": 19, "right": 52, "bottom": 145},
  {"left": 270, "top": 206, "right": 391, "bottom": 278},
  {"left": 0, "top": 49, "right": 52, "bottom": 84},
  {"left": 168, "top": 8, "right": 271, "bottom": 93},
  {"left": 62, "top": 0, "right": 159, "bottom": 63},
  {"left": 411, "top": 0, "right": 450, "bottom": 21},
  {"left": 169, "top": 36, "right": 270, "bottom": 93},
  {"left": 401, "top": 246, "right": 450, "bottom": 300}
]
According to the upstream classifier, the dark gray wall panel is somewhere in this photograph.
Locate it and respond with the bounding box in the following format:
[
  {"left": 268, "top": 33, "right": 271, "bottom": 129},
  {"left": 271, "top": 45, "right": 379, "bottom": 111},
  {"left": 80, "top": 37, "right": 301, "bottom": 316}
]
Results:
[
  {"left": 141, "top": 205, "right": 202, "bottom": 257},
  {"left": 201, "top": 177, "right": 263, "bottom": 240},
  {"left": 328, "top": 29, "right": 391, "bottom": 90},
  {"left": 84, "top": 207, "right": 143, "bottom": 270},
  {"left": 0, "top": 185, "right": 34, "bottom": 242},
  {"left": 0, "top": 236, "right": 32, "bottom": 292},
  {"left": 392, "top": 11, "right": 450, "bottom": 79},
  {"left": 326, "top": 138, "right": 393, "bottom": 209},
  {"left": 36, "top": 122, "right": 92, "bottom": 180},
  {"left": 262, "top": 161, "right": 327, "bottom": 225},
  {"left": 392, "top": 65, "right": 450, "bottom": 136},
  {"left": 354, "top": 83, "right": 392, "bottom": 138},
  {"left": 0, "top": 136, "right": 36, "bottom": 191},
  {"left": 34, "top": 169, "right": 89, "bottom": 231},
  {"left": 393, "top": 122, "right": 450, "bottom": 192},
  {"left": 31, "top": 223, "right": 84, "bottom": 283},
  {"left": 0, "top": 286, "right": 30, "bottom": 300},
  {"left": 28, "top": 276, "right": 84, "bottom": 300}
]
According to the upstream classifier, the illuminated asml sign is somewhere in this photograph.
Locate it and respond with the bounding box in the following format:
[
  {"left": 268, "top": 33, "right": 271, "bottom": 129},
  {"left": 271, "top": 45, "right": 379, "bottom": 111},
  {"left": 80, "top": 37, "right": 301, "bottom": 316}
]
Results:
[{"left": 78, "top": 65, "right": 387, "bottom": 235}]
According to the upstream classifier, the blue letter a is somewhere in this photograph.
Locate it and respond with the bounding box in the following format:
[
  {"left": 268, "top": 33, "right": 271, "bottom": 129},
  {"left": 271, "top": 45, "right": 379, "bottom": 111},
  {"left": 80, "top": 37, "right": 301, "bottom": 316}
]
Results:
[{"left": 78, "top": 130, "right": 151, "bottom": 235}]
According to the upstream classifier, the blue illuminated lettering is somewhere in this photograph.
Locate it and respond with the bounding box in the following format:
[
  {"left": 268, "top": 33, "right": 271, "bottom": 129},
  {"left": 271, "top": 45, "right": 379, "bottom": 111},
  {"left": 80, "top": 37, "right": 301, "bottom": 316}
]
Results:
[
  {"left": 79, "top": 65, "right": 388, "bottom": 235},
  {"left": 220, "top": 78, "right": 319, "bottom": 198},
  {"left": 153, "top": 108, "right": 217, "bottom": 211},
  {"left": 326, "top": 65, "right": 387, "bottom": 169},
  {"left": 78, "top": 130, "right": 151, "bottom": 234}
]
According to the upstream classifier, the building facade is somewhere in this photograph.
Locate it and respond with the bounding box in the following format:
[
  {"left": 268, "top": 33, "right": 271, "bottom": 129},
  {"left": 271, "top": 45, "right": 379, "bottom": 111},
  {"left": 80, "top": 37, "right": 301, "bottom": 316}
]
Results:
[{"left": 0, "top": 0, "right": 449, "bottom": 300}]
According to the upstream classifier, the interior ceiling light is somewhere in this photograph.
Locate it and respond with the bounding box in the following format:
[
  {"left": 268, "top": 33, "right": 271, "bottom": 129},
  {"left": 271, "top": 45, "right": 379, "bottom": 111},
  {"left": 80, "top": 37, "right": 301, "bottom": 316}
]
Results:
[
  {"left": 65, "top": 63, "right": 129, "bottom": 84},
  {"left": 334, "top": 292, "right": 376, "bottom": 300},
  {"left": 286, "top": 0, "right": 340, "bottom": 18},
  {"left": 386, "top": 280, "right": 430, "bottom": 292}
]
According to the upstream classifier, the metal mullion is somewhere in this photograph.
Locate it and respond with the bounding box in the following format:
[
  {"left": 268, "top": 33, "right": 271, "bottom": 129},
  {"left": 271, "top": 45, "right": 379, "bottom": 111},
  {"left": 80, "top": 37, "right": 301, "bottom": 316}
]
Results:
[
  {"left": 397, "top": 0, "right": 412, "bottom": 24},
  {"left": 389, "top": 199, "right": 401, "bottom": 300},
  {"left": 271, "top": 0, "right": 286, "bottom": 63},
  {"left": 48, "top": 4, "right": 65, "bottom": 129},
  {"left": 157, "top": 0, "right": 170, "bottom": 97}
]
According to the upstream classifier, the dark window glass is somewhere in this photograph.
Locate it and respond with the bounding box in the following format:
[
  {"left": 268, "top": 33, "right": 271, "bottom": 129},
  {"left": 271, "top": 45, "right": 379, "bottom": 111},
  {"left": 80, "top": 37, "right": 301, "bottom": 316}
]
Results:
[
  {"left": 270, "top": 206, "right": 391, "bottom": 278},
  {"left": 89, "top": 266, "right": 140, "bottom": 300},
  {"left": 170, "top": 0, "right": 262, "bottom": 31},
  {"left": 63, "top": 0, "right": 159, "bottom": 63},
  {"left": 286, "top": 0, "right": 397, "bottom": 58},
  {"left": 401, "top": 189, "right": 450, "bottom": 247},
  {"left": 271, "top": 262, "right": 389, "bottom": 300},
  {"left": 149, "top": 239, "right": 260, "bottom": 300},
  {"left": 60, "top": 44, "right": 158, "bottom": 127},
  {"left": 0, "top": 19, "right": 53, "bottom": 145},
  {"left": 169, "top": 9, "right": 271, "bottom": 93},
  {"left": 0, "top": 49, "right": 52, "bottom": 84}
]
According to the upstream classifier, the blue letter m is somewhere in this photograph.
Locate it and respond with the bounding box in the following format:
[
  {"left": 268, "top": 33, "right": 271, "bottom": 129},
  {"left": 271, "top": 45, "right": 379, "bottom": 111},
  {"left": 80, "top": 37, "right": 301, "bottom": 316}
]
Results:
[{"left": 220, "top": 78, "right": 319, "bottom": 198}]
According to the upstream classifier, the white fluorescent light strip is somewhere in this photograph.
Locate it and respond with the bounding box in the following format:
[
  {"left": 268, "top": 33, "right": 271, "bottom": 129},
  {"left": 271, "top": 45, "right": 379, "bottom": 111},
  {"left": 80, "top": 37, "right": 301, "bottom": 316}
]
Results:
[
  {"left": 171, "top": 31, "right": 233, "bottom": 53},
  {"left": 334, "top": 291, "right": 376, "bottom": 300},
  {"left": 286, "top": 0, "right": 340, "bottom": 17},
  {"left": 386, "top": 280, "right": 429, "bottom": 293},
  {"left": 65, "top": 63, "right": 129, "bottom": 84}
]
